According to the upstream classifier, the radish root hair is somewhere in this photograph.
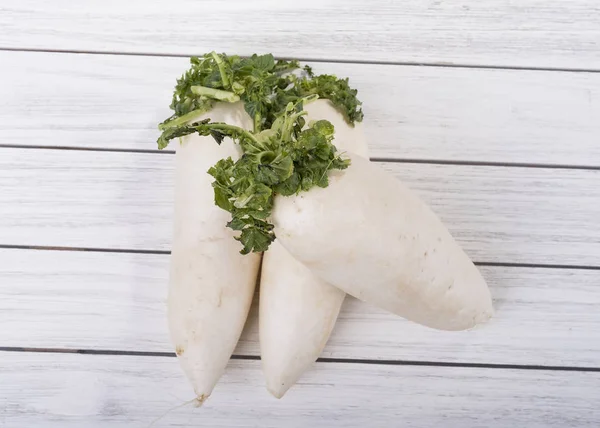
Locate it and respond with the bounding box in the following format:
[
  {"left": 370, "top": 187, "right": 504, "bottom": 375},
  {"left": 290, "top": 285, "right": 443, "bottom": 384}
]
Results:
[{"left": 148, "top": 396, "right": 205, "bottom": 427}]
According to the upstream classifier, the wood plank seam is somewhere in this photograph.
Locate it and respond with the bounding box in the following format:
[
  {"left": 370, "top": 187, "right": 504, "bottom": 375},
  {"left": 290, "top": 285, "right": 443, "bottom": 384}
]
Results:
[
  {"left": 3, "top": 145, "right": 600, "bottom": 171},
  {"left": 2, "top": 245, "right": 600, "bottom": 270},
  {"left": 2, "top": 46, "right": 600, "bottom": 73},
  {"left": 2, "top": 348, "right": 600, "bottom": 373}
]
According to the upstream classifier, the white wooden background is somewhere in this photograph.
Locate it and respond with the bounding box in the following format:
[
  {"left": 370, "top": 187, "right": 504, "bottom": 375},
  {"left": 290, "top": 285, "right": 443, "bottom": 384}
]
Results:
[{"left": 1, "top": 1, "right": 600, "bottom": 427}]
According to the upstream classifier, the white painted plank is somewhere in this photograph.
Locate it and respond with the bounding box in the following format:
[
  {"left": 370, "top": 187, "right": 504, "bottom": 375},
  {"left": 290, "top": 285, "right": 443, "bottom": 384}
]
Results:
[
  {"left": 1, "top": 352, "right": 598, "bottom": 428},
  {"left": 2, "top": 249, "right": 599, "bottom": 367},
  {"left": 1, "top": 0, "right": 599, "bottom": 69},
  {"left": 1, "top": 148, "right": 599, "bottom": 265},
  {"left": 2, "top": 50, "right": 600, "bottom": 166}
]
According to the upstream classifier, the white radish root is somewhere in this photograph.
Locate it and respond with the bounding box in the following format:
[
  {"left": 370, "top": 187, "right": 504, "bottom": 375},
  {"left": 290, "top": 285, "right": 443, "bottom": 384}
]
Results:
[
  {"left": 168, "top": 102, "right": 261, "bottom": 401},
  {"left": 273, "top": 153, "right": 493, "bottom": 331},
  {"left": 259, "top": 100, "right": 369, "bottom": 398},
  {"left": 259, "top": 244, "right": 345, "bottom": 398}
]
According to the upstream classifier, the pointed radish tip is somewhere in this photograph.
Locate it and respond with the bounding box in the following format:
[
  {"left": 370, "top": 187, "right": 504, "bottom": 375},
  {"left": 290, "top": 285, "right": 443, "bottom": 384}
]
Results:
[
  {"left": 194, "top": 394, "right": 210, "bottom": 407},
  {"left": 266, "top": 383, "right": 288, "bottom": 399},
  {"left": 442, "top": 306, "right": 495, "bottom": 331}
]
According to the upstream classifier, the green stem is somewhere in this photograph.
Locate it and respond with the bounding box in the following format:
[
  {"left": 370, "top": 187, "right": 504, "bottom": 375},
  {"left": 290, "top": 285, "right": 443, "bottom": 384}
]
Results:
[
  {"left": 303, "top": 93, "right": 319, "bottom": 104},
  {"left": 158, "top": 109, "right": 210, "bottom": 131},
  {"left": 198, "top": 123, "right": 261, "bottom": 147},
  {"left": 253, "top": 112, "right": 261, "bottom": 133},
  {"left": 282, "top": 110, "right": 307, "bottom": 138},
  {"left": 274, "top": 64, "right": 300, "bottom": 76},
  {"left": 211, "top": 51, "right": 230, "bottom": 88},
  {"left": 191, "top": 86, "right": 240, "bottom": 103}
]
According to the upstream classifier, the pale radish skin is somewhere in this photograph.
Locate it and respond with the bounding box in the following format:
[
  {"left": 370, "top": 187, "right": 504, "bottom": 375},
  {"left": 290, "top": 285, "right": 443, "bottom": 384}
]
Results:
[
  {"left": 272, "top": 153, "right": 493, "bottom": 331},
  {"left": 168, "top": 102, "right": 261, "bottom": 403},
  {"left": 260, "top": 100, "right": 369, "bottom": 398}
]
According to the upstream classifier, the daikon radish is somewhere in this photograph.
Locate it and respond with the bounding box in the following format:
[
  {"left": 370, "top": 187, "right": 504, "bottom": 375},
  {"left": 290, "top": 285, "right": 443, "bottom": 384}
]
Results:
[
  {"left": 168, "top": 101, "right": 261, "bottom": 403},
  {"left": 260, "top": 99, "right": 369, "bottom": 398},
  {"left": 159, "top": 53, "right": 494, "bottom": 400},
  {"left": 158, "top": 53, "right": 367, "bottom": 400},
  {"left": 272, "top": 153, "right": 493, "bottom": 331}
]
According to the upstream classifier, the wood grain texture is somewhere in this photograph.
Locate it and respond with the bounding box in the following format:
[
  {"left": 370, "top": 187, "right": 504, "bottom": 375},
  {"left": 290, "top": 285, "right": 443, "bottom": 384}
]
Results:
[
  {"left": 1, "top": 1, "right": 599, "bottom": 69},
  {"left": 1, "top": 148, "right": 599, "bottom": 265},
  {"left": 2, "top": 249, "right": 600, "bottom": 367},
  {"left": 2, "top": 50, "right": 600, "bottom": 166},
  {"left": 1, "top": 352, "right": 599, "bottom": 428}
]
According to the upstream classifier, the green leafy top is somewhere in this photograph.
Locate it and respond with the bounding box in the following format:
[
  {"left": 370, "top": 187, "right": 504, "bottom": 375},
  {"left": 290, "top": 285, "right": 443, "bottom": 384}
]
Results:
[
  {"left": 158, "top": 53, "right": 363, "bottom": 140},
  {"left": 157, "top": 53, "right": 363, "bottom": 253},
  {"left": 158, "top": 52, "right": 300, "bottom": 140}
]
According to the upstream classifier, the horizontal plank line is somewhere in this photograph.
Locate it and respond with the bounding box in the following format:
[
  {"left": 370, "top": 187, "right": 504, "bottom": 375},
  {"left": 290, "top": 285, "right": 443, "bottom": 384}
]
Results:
[
  {"left": 0, "top": 346, "right": 176, "bottom": 358},
  {"left": 2, "top": 144, "right": 600, "bottom": 172},
  {"left": 1, "top": 46, "right": 599, "bottom": 74},
  {"left": 0, "top": 244, "right": 170, "bottom": 255},
  {"left": 317, "top": 357, "right": 600, "bottom": 372},
  {"left": 285, "top": 57, "right": 600, "bottom": 74},
  {"left": 474, "top": 261, "right": 600, "bottom": 271},
  {"left": 372, "top": 157, "right": 600, "bottom": 172},
  {"left": 1, "top": 347, "right": 599, "bottom": 373},
  {"left": 2, "top": 244, "right": 599, "bottom": 271},
  {"left": 0, "top": 143, "right": 175, "bottom": 155}
]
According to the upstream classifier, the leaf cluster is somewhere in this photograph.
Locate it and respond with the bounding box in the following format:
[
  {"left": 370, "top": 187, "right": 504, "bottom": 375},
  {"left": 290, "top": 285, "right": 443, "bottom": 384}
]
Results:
[{"left": 157, "top": 53, "right": 362, "bottom": 253}]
